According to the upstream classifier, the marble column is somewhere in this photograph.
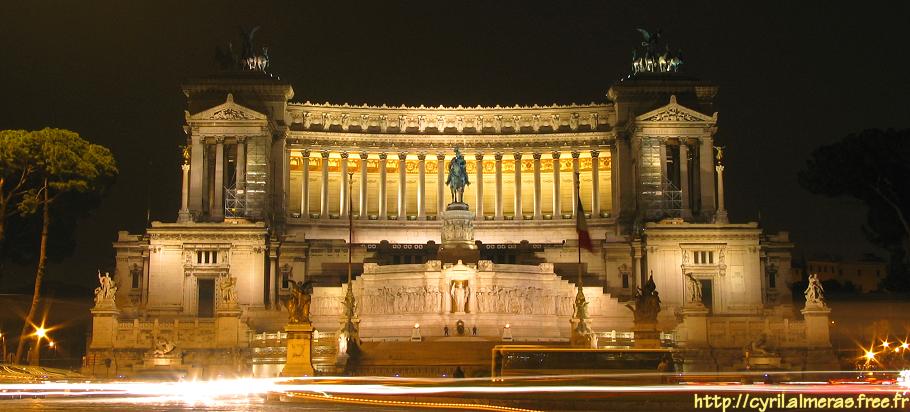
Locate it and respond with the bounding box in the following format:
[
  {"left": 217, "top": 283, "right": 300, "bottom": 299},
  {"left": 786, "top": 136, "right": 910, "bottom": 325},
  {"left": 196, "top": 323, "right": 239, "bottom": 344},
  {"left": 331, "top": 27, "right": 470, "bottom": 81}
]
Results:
[
  {"left": 475, "top": 153, "right": 484, "bottom": 220},
  {"left": 359, "top": 152, "right": 368, "bottom": 219},
  {"left": 340, "top": 152, "right": 349, "bottom": 218},
  {"left": 552, "top": 152, "right": 561, "bottom": 218},
  {"left": 213, "top": 138, "right": 225, "bottom": 220},
  {"left": 715, "top": 162, "right": 729, "bottom": 224},
  {"left": 571, "top": 151, "right": 580, "bottom": 218},
  {"left": 397, "top": 152, "right": 407, "bottom": 220},
  {"left": 300, "top": 150, "right": 310, "bottom": 218},
  {"left": 378, "top": 153, "right": 387, "bottom": 220},
  {"left": 699, "top": 138, "right": 716, "bottom": 216},
  {"left": 591, "top": 150, "right": 600, "bottom": 218},
  {"left": 610, "top": 144, "right": 621, "bottom": 220},
  {"left": 494, "top": 153, "right": 503, "bottom": 220},
  {"left": 679, "top": 142, "right": 691, "bottom": 219},
  {"left": 320, "top": 151, "right": 330, "bottom": 219},
  {"left": 417, "top": 153, "right": 426, "bottom": 219},
  {"left": 236, "top": 138, "right": 246, "bottom": 194},
  {"left": 189, "top": 137, "right": 204, "bottom": 213},
  {"left": 436, "top": 153, "right": 445, "bottom": 212},
  {"left": 532, "top": 153, "right": 542, "bottom": 219},
  {"left": 177, "top": 163, "right": 192, "bottom": 223},
  {"left": 513, "top": 152, "right": 523, "bottom": 219}
]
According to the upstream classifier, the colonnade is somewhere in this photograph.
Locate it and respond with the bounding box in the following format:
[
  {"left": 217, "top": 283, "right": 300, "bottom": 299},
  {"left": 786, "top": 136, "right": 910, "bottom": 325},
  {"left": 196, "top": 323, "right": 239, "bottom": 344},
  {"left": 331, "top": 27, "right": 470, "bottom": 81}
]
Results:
[
  {"left": 190, "top": 137, "right": 246, "bottom": 220},
  {"left": 293, "top": 149, "right": 610, "bottom": 221}
]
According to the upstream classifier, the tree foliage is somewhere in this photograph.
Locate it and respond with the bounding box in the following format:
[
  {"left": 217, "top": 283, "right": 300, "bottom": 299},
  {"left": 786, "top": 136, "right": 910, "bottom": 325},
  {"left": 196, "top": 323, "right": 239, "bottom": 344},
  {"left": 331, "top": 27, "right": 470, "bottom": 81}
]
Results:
[
  {"left": 0, "top": 128, "right": 117, "bottom": 363},
  {"left": 0, "top": 130, "right": 39, "bottom": 244},
  {"left": 799, "top": 129, "right": 910, "bottom": 289}
]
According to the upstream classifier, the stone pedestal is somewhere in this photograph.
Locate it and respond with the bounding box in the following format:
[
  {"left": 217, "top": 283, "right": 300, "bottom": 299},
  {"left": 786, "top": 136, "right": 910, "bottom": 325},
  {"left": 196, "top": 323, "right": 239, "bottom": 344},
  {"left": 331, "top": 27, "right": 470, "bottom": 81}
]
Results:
[
  {"left": 215, "top": 308, "right": 242, "bottom": 347},
  {"left": 143, "top": 353, "right": 184, "bottom": 368},
  {"left": 632, "top": 322, "right": 662, "bottom": 349},
  {"left": 410, "top": 325, "right": 422, "bottom": 342},
  {"left": 570, "top": 318, "right": 595, "bottom": 348},
  {"left": 438, "top": 203, "right": 479, "bottom": 263},
  {"left": 281, "top": 323, "right": 316, "bottom": 377},
  {"left": 745, "top": 354, "right": 782, "bottom": 370},
  {"left": 89, "top": 307, "right": 120, "bottom": 349},
  {"left": 681, "top": 304, "right": 710, "bottom": 347},
  {"left": 801, "top": 304, "right": 832, "bottom": 348}
]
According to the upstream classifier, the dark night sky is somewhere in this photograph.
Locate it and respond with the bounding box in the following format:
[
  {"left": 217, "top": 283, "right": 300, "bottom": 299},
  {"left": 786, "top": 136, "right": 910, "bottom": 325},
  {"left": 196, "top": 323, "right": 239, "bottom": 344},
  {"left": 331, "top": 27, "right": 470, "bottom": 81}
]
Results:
[{"left": 1, "top": 1, "right": 909, "bottom": 292}]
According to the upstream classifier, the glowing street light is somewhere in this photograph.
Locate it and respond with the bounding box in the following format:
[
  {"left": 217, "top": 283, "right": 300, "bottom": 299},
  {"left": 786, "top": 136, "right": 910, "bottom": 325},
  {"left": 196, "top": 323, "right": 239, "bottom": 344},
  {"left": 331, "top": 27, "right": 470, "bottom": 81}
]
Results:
[
  {"left": 865, "top": 351, "right": 876, "bottom": 361},
  {"left": 29, "top": 325, "right": 50, "bottom": 366},
  {"left": 882, "top": 340, "right": 891, "bottom": 348},
  {"left": 34, "top": 327, "right": 47, "bottom": 339},
  {"left": 901, "top": 342, "right": 909, "bottom": 350}
]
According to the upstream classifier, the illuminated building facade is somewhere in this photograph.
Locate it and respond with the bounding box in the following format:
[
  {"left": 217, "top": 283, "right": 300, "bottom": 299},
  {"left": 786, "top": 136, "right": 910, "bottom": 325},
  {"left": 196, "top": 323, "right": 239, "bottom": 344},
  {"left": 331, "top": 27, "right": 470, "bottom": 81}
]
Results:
[{"left": 86, "top": 48, "right": 833, "bottom": 377}]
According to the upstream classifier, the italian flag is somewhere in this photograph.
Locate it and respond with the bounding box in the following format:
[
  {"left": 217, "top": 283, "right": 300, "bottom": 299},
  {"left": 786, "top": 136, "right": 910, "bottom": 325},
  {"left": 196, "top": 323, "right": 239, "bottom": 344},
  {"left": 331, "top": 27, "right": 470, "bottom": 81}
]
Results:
[{"left": 576, "top": 195, "right": 593, "bottom": 252}]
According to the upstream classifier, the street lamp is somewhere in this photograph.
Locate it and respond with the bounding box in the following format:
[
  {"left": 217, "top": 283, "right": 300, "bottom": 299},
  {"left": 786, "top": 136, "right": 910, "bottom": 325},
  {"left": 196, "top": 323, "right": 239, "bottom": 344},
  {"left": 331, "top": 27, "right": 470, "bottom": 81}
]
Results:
[
  {"left": 0, "top": 331, "right": 6, "bottom": 364},
  {"left": 29, "top": 326, "right": 49, "bottom": 366}
]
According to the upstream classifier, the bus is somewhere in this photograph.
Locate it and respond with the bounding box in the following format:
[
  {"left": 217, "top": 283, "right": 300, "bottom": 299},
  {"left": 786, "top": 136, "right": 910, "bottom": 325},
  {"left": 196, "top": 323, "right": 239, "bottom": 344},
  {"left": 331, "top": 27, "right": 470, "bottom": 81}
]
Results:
[{"left": 491, "top": 345, "right": 676, "bottom": 382}]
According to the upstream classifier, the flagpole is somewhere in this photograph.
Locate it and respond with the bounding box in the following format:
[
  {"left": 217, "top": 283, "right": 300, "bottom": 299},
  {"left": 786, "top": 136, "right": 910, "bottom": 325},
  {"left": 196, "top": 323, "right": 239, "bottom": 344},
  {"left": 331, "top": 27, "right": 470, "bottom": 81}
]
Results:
[{"left": 575, "top": 171, "right": 582, "bottom": 288}]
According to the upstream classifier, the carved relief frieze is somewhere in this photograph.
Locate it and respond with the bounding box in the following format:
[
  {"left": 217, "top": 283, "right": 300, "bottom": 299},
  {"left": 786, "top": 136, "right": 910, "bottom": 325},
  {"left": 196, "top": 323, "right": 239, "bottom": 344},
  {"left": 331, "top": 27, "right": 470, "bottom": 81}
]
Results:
[{"left": 210, "top": 108, "right": 252, "bottom": 120}]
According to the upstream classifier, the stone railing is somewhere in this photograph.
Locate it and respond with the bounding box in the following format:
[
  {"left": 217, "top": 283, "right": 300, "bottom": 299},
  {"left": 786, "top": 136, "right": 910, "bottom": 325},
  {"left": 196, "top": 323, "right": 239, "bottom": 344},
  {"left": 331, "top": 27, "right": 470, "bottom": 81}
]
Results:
[
  {"left": 113, "top": 318, "right": 231, "bottom": 350},
  {"left": 705, "top": 316, "right": 807, "bottom": 349}
]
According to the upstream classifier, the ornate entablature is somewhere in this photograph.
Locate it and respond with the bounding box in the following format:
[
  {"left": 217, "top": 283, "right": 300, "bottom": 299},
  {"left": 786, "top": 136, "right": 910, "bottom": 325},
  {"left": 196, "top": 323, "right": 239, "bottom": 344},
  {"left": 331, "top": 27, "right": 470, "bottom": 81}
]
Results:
[
  {"left": 285, "top": 101, "right": 614, "bottom": 135},
  {"left": 184, "top": 94, "right": 270, "bottom": 140},
  {"left": 286, "top": 131, "right": 615, "bottom": 153},
  {"left": 146, "top": 222, "right": 268, "bottom": 244},
  {"left": 633, "top": 95, "right": 718, "bottom": 139}
]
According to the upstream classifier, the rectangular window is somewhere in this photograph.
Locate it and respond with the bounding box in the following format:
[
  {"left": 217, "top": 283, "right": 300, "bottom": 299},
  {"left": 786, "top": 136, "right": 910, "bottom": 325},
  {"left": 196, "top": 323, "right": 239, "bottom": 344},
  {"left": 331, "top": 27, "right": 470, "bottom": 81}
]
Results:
[
  {"left": 131, "top": 269, "right": 140, "bottom": 289},
  {"left": 621, "top": 273, "right": 630, "bottom": 289},
  {"left": 693, "top": 250, "right": 715, "bottom": 265},
  {"left": 769, "top": 272, "right": 776, "bottom": 289}
]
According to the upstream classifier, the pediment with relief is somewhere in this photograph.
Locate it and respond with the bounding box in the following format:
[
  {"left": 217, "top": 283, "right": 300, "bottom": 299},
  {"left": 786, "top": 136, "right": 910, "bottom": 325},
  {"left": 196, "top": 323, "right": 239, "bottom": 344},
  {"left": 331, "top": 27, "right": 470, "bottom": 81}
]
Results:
[
  {"left": 636, "top": 95, "right": 717, "bottom": 123},
  {"left": 189, "top": 93, "right": 267, "bottom": 121}
]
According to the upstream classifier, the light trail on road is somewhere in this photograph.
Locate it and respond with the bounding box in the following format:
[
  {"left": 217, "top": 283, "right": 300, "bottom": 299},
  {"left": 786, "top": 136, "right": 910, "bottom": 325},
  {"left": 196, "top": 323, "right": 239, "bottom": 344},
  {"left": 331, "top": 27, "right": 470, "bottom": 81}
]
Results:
[{"left": 0, "top": 372, "right": 908, "bottom": 409}]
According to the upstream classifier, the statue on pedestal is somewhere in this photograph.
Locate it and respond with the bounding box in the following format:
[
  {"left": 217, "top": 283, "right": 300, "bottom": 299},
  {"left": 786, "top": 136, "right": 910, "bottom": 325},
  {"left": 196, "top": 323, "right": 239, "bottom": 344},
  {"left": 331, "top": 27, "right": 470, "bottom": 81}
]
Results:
[
  {"left": 93, "top": 271, "right": 118, "bottom": 308},
  {"left": 804, "top": 273, "right": 826, "bottom": 307},
  {"left": 286, "top": 280, "right": 314, "bottom": 324},
  {"left": 626, "top": 275, "right": 661, "bottom": 323},
  {"left": 685, "top": 273, "right": 702, "bottom": 304},
  {"left": 152, "top": 336, "right": 176, "bottom": 357},
  {"left": 215, "top": 273, "right": 238, "bottom": 309},
  {"left": 445, "top": 148, "right": 470, "bottom": 204},
  {"left": 450, "top": 280, "right": 469, "bottom": 313}
]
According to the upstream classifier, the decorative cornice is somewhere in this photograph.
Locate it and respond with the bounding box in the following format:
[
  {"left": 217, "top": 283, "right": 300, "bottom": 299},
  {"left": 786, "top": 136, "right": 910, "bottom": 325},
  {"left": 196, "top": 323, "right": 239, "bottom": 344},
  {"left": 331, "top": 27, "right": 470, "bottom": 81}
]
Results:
[{"left": 290, "top": 100, "right": 609, "bottom": 112}]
